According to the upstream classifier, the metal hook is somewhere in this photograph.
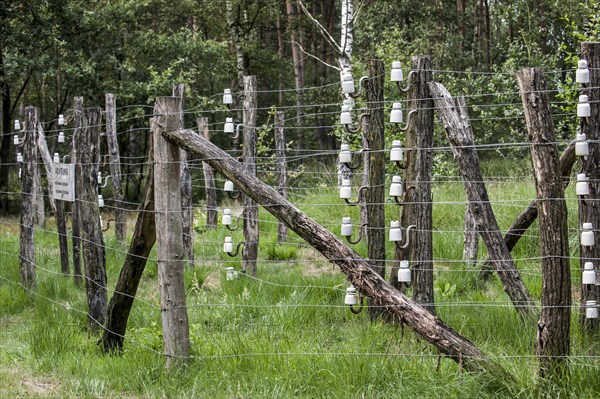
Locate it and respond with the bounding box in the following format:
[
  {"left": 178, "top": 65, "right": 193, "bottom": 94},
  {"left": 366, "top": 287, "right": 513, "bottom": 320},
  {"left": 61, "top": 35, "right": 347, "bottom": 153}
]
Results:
[
  {"left": 99, "top": 175, "right": 112, "bottom": 188},
  {"left": 350, "top": 293, "right": 365, "bottom": 314},
  {"left": 224, "top": 215, "right": 241, "bottom": 231},
  {"left": 396, "top": 70, "right": 416, "bottom": 93},
  {"left": 63, "top": 155, "right": 71, "bottom": 163},
  {"left": 227, "top": 190, "right": 241, "bottom": 200},
  {"left": 233, "top": 124, "right": 244, "bottom": 140},
  {"left": 344, "top": 112, "right": 370, "bottom": 134},
  {"left": 395, "top": 110, "right": 417, "bottom": 132},
  {"left": 395, "top": 148, "right": 413, "bottom": 170},
  {"left": 344, "top": 223, "right": 368, "bottom": 245},
  {"left": 394, "top": 224, "right": 416, "bottom": 249},
  {"left": 347, "top": 76, "right": 369, "bottom": 99},
  {"left": 344, "top": 185, "right": 369, "bottom": 206},
  {"left": 226, "top": 242, "right": 245, "bottom": 258},
  {"left": 102, "top": 218, "right": 115, "bottom": 232}
]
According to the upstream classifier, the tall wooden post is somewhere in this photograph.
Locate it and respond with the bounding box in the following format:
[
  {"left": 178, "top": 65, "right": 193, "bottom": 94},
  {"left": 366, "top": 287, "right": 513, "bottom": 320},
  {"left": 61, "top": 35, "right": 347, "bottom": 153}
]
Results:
[
  {"left": 364, "top": 60, "right": 386, "bottom": 318},
  {"left": 76, "top": 107, "right": 107, "bottom": 331},
  {"left": 274, "top": 110, "right": 288, "bottom": 242},
  {"left": 429, "top": 82, "right": 535, "bottom": 321},
  {"left": 518, "top": 67, "right": 571, "bottom": 381},
  {"left": 463, "top": 202, "right": 478, "bottom": 267},
  {"left": 198, "top": 117, "right": 217, "bottom": 229},
  {"left": 153, "top": 96, "right": 190, "bottom": 366},
  {"left": 173, "top": 84, "right": 194, "bottom": 266},
  {"left": 105, "top": 93, "right": 126, "bottom": 245},
  {"left": 578, "top": 41, "right": 600, "bottom": 330},
  {"left": 19, "top": 106, "right": 38, "bottom": 290},
  {"left": 71, "top": 96, "right": 84, "bottom": 286},
  {"left": 242, "top": 75, "right": 259, "bottom": 276}
]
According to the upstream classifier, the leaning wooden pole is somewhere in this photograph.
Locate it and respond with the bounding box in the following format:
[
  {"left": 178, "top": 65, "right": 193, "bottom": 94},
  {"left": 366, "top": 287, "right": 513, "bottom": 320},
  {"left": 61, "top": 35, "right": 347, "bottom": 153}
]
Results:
[
  {"left": 153, "top": 97, "right": 190, "bottom": 366},
  {"left": 518, "top": 67, "right": 571, "bottom": 381},
  {"left": 428, "top": 82, "right": 535, "bottom": 320},
  {"left": 162, "top": 127, "right": 515, "bottom": 381},
  {"left": 19, "top": 106, "right": 38, "bottom": 290},
  {"left": 578, "top": 41, "right": 600, "bottom": 330},
  {"left": 242, "top": 76, "right": 259, "bottom": 276},
  {"left": 105, "top": 93, "right": 127, "bottom": 245}
]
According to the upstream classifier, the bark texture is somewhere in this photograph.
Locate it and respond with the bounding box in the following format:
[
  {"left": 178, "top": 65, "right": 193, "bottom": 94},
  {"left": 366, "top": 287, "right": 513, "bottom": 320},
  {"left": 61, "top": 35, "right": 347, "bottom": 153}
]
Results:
[
  {"left": 275, "top": 110, "right": 288, "bottom": 242},
  {"left": 71, "top": 96, "right": 84, "bottom": 286},
  {"left": 76, "top": 107, "right": 107, "bottom": 331},
  {"left": 105, "top": 93, "right": 126, "bottom": 245},
  {"left": 153, "top": 97, "right": 190, "bottom": 366}
]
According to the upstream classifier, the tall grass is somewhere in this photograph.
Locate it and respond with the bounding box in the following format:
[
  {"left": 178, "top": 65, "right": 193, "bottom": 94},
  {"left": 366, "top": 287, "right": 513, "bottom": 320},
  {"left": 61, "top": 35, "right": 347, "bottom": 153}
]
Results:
[{"left": 0, "top": 159, "right": 598, "bottom": 398}]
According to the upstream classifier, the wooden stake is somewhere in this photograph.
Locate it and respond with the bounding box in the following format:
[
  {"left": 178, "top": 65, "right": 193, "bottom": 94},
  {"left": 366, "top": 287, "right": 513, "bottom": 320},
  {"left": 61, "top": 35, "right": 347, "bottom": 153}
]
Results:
[
  {"left": 76, "top": 107, "right": 107, "bottom": 331},
  {"left": 429, "top": 82, "right": 535, "bottom": 320},
  {"left": 274, "top": 110, "right": 288, "bottom": 242},
  {"left": 242, "top": 76, "right": 259, "bottom": 276},
  {"left": 153, "top": 97, "right": 190, "bottom": 366},
  {"left": 517, "top": 67, "right": 571, "bottom": 381},
  {"left": 19, "top": 106, "right": 38, "bottom": 290}
]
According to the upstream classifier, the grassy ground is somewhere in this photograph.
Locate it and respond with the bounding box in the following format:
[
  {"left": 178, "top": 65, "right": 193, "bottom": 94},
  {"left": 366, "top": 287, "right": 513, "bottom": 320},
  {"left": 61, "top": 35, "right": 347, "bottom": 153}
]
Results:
[{"left": 1, "top": 159, "right": 599, "bottom": 398}]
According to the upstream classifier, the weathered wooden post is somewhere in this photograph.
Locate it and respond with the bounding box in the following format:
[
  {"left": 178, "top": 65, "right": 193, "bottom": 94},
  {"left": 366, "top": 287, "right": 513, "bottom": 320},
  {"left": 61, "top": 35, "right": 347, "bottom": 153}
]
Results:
[
  {"left": 198, "top": 117, "right": 217, "bottom": 229},
  {"left": 429, "top": 82, "right": 535, "bottom": 320},
  {"left": 364, "top": 59, "right": 386, "bottom": 318},
  {"left": 242, "top": 75, "right": 259, "bottom": 276},
  {"left": 36, "top": 126, "right": 57, "bottom": 214},
  {"left": 153, "top": 96, "right": 190, "bottom": 366},
  {"left": 578, "top": 41, "right": 600, "bottom": 331},
  {"left": 75, "top": 107, "right": 107, "bottom": 330},
  {"left": 173, "top": 84, "right": 194, "bottom": 266},
  {"left": 463, "top": 202, "right": 478, "bottom": 267},
  {"left": 71, "top": 96, "right": 84, "bottom": 286},
  {"left": 391, "top": 56, "right": 435, "bottom": 314},
  {"left": 105, "top": 93, "right": 127, "bottom": 245},
  {"left": 518, "top": 67, "right": 571, "bottom": 381},
  {"left": 19, "top": 106, "right": 38, "bottom": 290},
  {"left": 274, "top": 110, "right": 288, "bottom": 242}
]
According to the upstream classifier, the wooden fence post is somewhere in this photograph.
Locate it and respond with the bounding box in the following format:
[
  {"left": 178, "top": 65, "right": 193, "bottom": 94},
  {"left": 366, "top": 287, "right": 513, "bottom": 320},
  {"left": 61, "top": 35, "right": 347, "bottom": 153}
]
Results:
[
  {"left": 429, "top": 82, "right": 535, "bottom": 321},
  {"left": 365, "top": 59, "right": 386, "bottom": 318},
  {"left": 242, "top": 75, "right": 259, "bottom": 276},
  {"left": 19, "top": 106, "right": 38, "bottom": 290},
  {"left": 463, "top": 201, "right": 478, "bottom": 267},
  {"left": 153, "top": 96, "right": 190, "bottom": 366},
  {"left": 275, "top": 110, "right": 288, "bottom": 242},
  {"left": 105, "top": 93, "right": 127, "bottom": 245},
  {"left": 76, "top": 107, "right": 107, "bottom": 331},
  {"left": 163, "top": 127, "right": 516, "bottom": 382},
  {"left": 173, "top": 84, "right": 194, "bottom": 266},
  {"left": 71, "top": 96, "right": 84, "bottom": 286},
  {"left": 518, "top": 67, "right": 571, "bottom": 381},
  {"left": 578, "top": 41, "right": 600, "bottom": 330},
  {"left": 198, "top": 117, "right": 217, "bottom": 229}
]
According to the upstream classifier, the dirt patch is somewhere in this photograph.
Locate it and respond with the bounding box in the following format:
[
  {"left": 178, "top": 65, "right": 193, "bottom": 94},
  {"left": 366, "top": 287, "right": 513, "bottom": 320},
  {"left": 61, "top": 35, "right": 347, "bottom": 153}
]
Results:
[
  {"left": 299, "top": 248, "right": 339, "bottom": 277},
  {"left": 22, "top": 377, "right": 60, "bottom": 396}
]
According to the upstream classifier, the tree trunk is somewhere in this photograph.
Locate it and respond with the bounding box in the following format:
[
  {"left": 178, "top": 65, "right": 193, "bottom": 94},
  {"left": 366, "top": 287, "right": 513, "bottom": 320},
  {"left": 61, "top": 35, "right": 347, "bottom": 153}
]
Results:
[
  {"left": 162, "top": 127, "right": 516, "bottom": 383},
  {"left": 100, "top": 128, "right": 156, "bottom": 352},
  {"left": 242, "top": 76, "right": 259, "bottom": 276},
  {"left": 105, "top": 93, "right": 127, "bottom": 245},
  {"left": 199, "top": 117, "right": 218, "bottom": 229},
  {"left": 517, "top": 67, "right": 571, "bottom": 381},
  {"left": 578, "top": 42, "right": 600, "bottom": 331},
  {"left": 76, "top": 107, "right": 107, "bottom": 331},
  {"left": 153, "top": 97, "right": 190, "bottom": 366},
  {"left": 19, "top": 106, "right": 38, "bottom": 290},
  {"left": 365, "top": 60, "right": 386, "bottom": 318},
  {"left": 429, "top": 82, "right": 535, "bottom": 320}
]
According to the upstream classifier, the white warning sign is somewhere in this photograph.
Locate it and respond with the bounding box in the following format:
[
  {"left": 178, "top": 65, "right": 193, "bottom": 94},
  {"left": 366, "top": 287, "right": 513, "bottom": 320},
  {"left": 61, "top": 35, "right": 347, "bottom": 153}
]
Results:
[{"left": 52, "top": 163, "right": 75, "bottom": 202}]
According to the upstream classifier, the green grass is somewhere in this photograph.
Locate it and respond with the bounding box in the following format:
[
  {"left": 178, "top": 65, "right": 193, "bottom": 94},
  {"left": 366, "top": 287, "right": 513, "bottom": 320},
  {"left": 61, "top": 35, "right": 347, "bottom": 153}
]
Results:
[{"left": 1, "top": 160, "right": 599, "bottom": 398}]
